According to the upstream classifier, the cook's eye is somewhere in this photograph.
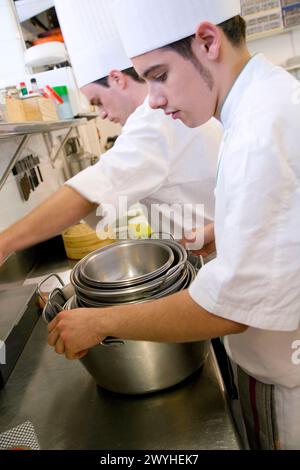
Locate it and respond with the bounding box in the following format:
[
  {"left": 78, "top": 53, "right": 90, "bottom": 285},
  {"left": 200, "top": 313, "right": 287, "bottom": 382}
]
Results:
[{"left": 155, "top": 72, "right": 167, "bottom": 82}]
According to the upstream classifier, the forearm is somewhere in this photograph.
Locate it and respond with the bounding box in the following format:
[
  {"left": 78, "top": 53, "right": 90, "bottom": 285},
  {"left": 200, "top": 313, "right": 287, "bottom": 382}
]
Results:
[
  {"left": 48, "top": 290, "right": 248, "bottom": 359},
  {"left": 0, "top": 186, "right": 97, "bottom": 258},
  {"left": 203, "top": 222, "right": 215, "bottom": 246},
  {"left": 102, "top": 290, "right": 246, "bottom": 343}
]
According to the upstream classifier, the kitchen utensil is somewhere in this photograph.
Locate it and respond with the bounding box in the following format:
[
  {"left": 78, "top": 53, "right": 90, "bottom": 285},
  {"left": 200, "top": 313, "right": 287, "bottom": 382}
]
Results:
[
  {"left": 38, "top": 274, "right": 72, "bottom": 323},
  {"left": 71, "top": 259, "right": 184, "bottom": 303},
  {"left": 41, "top": 240, "right": 207, "bottom": 395},
  {"left": 18, "top": 173, "right": 31, "bottom": 201},
  {"left": 79, "top": 239, "right": 175, "bottom": 287},
  {"left": 61, "top": 282, "right": 207, "bottom": 395},
  {"left": 75, "top": 262, "right": 190, "bottom": 307},
  {"left": 82, "top": 337, "right": 208, "bottom": 395},
  {"left": 34, "top": 156, "right": 43, "bottom": 182},
  {"left": 45, "top": 276, "right": 208, "bottom": 395}
]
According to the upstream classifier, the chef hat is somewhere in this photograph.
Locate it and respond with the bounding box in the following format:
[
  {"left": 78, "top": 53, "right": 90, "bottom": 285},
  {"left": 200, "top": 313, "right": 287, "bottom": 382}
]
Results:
[
  {"left": 111, "top": 0, "right": 241, "bottom": 59},
  {"left": 54, "top": 0, "right": 132, "bottom": 88}
]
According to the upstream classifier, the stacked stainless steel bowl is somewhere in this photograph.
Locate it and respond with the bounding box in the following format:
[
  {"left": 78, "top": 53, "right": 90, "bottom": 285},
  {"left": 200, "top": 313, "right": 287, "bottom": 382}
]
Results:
[
  {"left": 42, "top": 239, "right": 208, "bottom": 395},
  {"left": 70, "top": 239, "right": 197, "bottom": 308}
]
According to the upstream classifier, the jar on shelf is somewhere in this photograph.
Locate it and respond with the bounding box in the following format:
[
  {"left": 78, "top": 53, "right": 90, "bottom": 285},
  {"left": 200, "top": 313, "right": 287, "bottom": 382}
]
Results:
[{"left": 52, "top": 85, "right": 74, "bottom": 120}]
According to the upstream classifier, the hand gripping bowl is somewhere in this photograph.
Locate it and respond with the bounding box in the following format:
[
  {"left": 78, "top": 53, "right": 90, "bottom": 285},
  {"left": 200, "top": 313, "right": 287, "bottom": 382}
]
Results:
[{"left": 40, "top": 240, "right": 208, "bottom": 395}]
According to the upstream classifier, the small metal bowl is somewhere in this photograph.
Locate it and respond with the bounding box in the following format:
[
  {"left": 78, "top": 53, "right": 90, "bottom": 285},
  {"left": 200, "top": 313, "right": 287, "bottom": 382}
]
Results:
[{"left": 78, "top": 239, "right": 174, "bottom": 287}]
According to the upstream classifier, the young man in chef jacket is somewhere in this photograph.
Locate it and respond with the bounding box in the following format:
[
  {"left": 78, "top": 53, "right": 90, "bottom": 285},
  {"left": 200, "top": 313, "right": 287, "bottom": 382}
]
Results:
[
  {"left": 47, "top": 0, "right": 300, "bottom": 450},
  {"left": 0, "top": 0, "right": 221, "bottom": 266}
]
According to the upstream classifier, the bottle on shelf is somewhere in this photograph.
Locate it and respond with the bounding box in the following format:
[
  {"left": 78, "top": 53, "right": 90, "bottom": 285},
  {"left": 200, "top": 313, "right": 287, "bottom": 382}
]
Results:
[
  {"left": 19, "top": 82, "right": 28, "bottom": 97},
  {"left": 52, "top": 85, "right": 74, "bottom": 120},
  {"left": 30, "top": 78, "right": 40, "bottom": 94}
]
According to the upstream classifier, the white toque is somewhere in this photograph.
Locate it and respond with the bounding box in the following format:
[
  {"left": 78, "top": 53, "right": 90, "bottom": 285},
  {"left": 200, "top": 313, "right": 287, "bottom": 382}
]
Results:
[
  {"left": 54, "top": 0, "right": 132, "bottom": 88},
  {"left": 111, "top": 0, "right": 241, "bottom": 59}
]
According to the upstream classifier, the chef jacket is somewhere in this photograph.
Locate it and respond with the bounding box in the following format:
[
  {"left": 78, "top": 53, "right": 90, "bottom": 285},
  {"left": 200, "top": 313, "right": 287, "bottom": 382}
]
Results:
[
  {"left": 67, "top": 99, "right": 222, "bottom": 238},
  {"left": 189, "top": 54, "right": 300, "bottom": 388}
]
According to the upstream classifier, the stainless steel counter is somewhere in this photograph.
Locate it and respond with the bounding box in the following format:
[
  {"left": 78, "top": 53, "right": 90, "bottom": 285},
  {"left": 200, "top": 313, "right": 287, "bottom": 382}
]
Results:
[
  {"left": 0, "top": 238, "right": 241, "bottom": 450},
  {"left": 0, "top": 319, "right": 240, "bottom": 450}
]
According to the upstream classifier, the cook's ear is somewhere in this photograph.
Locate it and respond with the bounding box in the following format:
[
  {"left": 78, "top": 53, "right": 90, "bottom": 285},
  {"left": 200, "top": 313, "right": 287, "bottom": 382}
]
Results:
[
  {"left": 194, "top": 22, "right": 221, "bottom": 61},
  {"left": 108, "top": 70, "right": 127, "bottom": 89}
]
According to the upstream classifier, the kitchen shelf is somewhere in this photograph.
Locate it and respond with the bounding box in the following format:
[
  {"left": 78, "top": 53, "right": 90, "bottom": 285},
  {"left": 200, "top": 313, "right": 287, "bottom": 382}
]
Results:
[
  {"left": 76, "top": 112, "right": 99, "bottom": 121},
  {"left": 247, "top": 24, "right": 300, "bottom": 42},
  {"left": 0, "top": 118, "right": 87, "bottom": 140},
  {"left": 285, "top": 63, "right": 300, "bottom": 71},
  {"left": 0, "top": 118, "right": 88, "bottom": 191}
]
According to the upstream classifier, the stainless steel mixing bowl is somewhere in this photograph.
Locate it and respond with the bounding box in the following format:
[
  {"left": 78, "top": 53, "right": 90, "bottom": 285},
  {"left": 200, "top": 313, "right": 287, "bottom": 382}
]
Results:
[{"left": 79, "top": 239, "right": 174, "bottom": 287}]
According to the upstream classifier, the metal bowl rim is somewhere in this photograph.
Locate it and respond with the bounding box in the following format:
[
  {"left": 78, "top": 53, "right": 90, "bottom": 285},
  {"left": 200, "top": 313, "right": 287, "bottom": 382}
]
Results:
[{"left": 78, "top": 239, "right": 175, "bottom": 286}]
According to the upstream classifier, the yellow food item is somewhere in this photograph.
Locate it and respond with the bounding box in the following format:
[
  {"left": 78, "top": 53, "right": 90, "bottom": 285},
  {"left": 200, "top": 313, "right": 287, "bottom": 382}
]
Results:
[
  {"left": 128, "top": 222, "right": 152, "bottom": 239},
  {"left": 62, "top": 223, "right": 115, "bottom": 260}
]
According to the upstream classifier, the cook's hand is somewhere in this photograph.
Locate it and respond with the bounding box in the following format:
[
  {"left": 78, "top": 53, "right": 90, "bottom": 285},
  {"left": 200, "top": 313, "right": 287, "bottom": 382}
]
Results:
[
  {"left": 181, "top": 223, "right": 215, "bottom": 256},
  {"left": 192, "top": 240, "right": 216, "bottom": 257},
  {"left": 47, "top": 308, "right": 105, "bottom": 360}
]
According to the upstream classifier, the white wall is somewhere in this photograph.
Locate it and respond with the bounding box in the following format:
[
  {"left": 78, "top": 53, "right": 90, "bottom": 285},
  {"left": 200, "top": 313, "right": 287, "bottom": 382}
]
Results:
[
  {"left": 0, "top": 0, "right": 28, "bottom": 88},
  {"left": 0, "top": 134, "right": 62, "bottom": 231},
  {"left": 15, "top": 0, "right": 54, "bottom": 23},
  {"left": 77, "top": 120, "right": 102, "bottom": 157},
  {"left": 95, "top": 117, "right": 121, "bottom": 152},
  {"left": 0, "top": 117, "right": 104, "bottom": 232},
  {"left": 247, "top": 27, "right": 300, "bottom": 68},
  {"left": 294, "top": 29, "right": 300, "bottom": 57}
]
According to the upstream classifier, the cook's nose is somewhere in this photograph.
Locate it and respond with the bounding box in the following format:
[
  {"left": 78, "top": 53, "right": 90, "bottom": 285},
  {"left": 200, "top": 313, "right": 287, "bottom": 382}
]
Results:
[
  {"left": 101, "top": 109, "right": 108, "bottom": 120},
  {"left": 148, "top": 89, "right": 167, "bottom": 110}
]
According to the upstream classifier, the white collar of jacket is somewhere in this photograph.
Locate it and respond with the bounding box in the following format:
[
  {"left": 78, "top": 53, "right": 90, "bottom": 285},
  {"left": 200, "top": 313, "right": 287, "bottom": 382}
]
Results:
[{"left": 220, "top": 54, "right": 274, "bottom": 130}]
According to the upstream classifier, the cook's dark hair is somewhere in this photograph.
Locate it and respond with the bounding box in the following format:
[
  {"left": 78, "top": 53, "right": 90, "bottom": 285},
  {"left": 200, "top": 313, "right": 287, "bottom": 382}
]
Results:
[
  {"left": 165, "top": 15, "right": 246, "bottom": 59},
  {"left": 93, "top": 67, "right": 145, "bottom": 88},
  {"left": 219, "top": 15, "right": 247, "bottom": 46}
]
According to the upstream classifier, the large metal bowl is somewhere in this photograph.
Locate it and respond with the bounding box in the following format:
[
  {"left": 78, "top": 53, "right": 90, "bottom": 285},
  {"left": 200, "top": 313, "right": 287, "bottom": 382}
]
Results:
[
  {"left": 81, "top": 340, "right": 208, "bottom": 395},
  {"left": 62, "top": 293, "right": 208, "bottom": 396},
  {"left": 79, "top": 239, "right": 174, "bottom": 287},
  {"left": 61, "top": 266, "right": 208, "bottom": 395}
]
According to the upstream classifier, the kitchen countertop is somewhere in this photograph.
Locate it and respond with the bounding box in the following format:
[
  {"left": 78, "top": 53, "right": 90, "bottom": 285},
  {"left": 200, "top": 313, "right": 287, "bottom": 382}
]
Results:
[
  {"left": 0, "top": 320, "right": 240, "bottom": 450},
  {"left": 0, "top": 239, "right": 241, "bottom": 450}
]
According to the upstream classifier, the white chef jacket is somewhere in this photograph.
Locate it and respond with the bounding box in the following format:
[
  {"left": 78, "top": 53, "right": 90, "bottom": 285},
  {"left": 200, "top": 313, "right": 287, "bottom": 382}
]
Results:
[
  {"left": 189, "top": 54, "right": 300, "bottom": 388},
  {"left": 67, "top": 99, "right": 222, "bottom": 239}
]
